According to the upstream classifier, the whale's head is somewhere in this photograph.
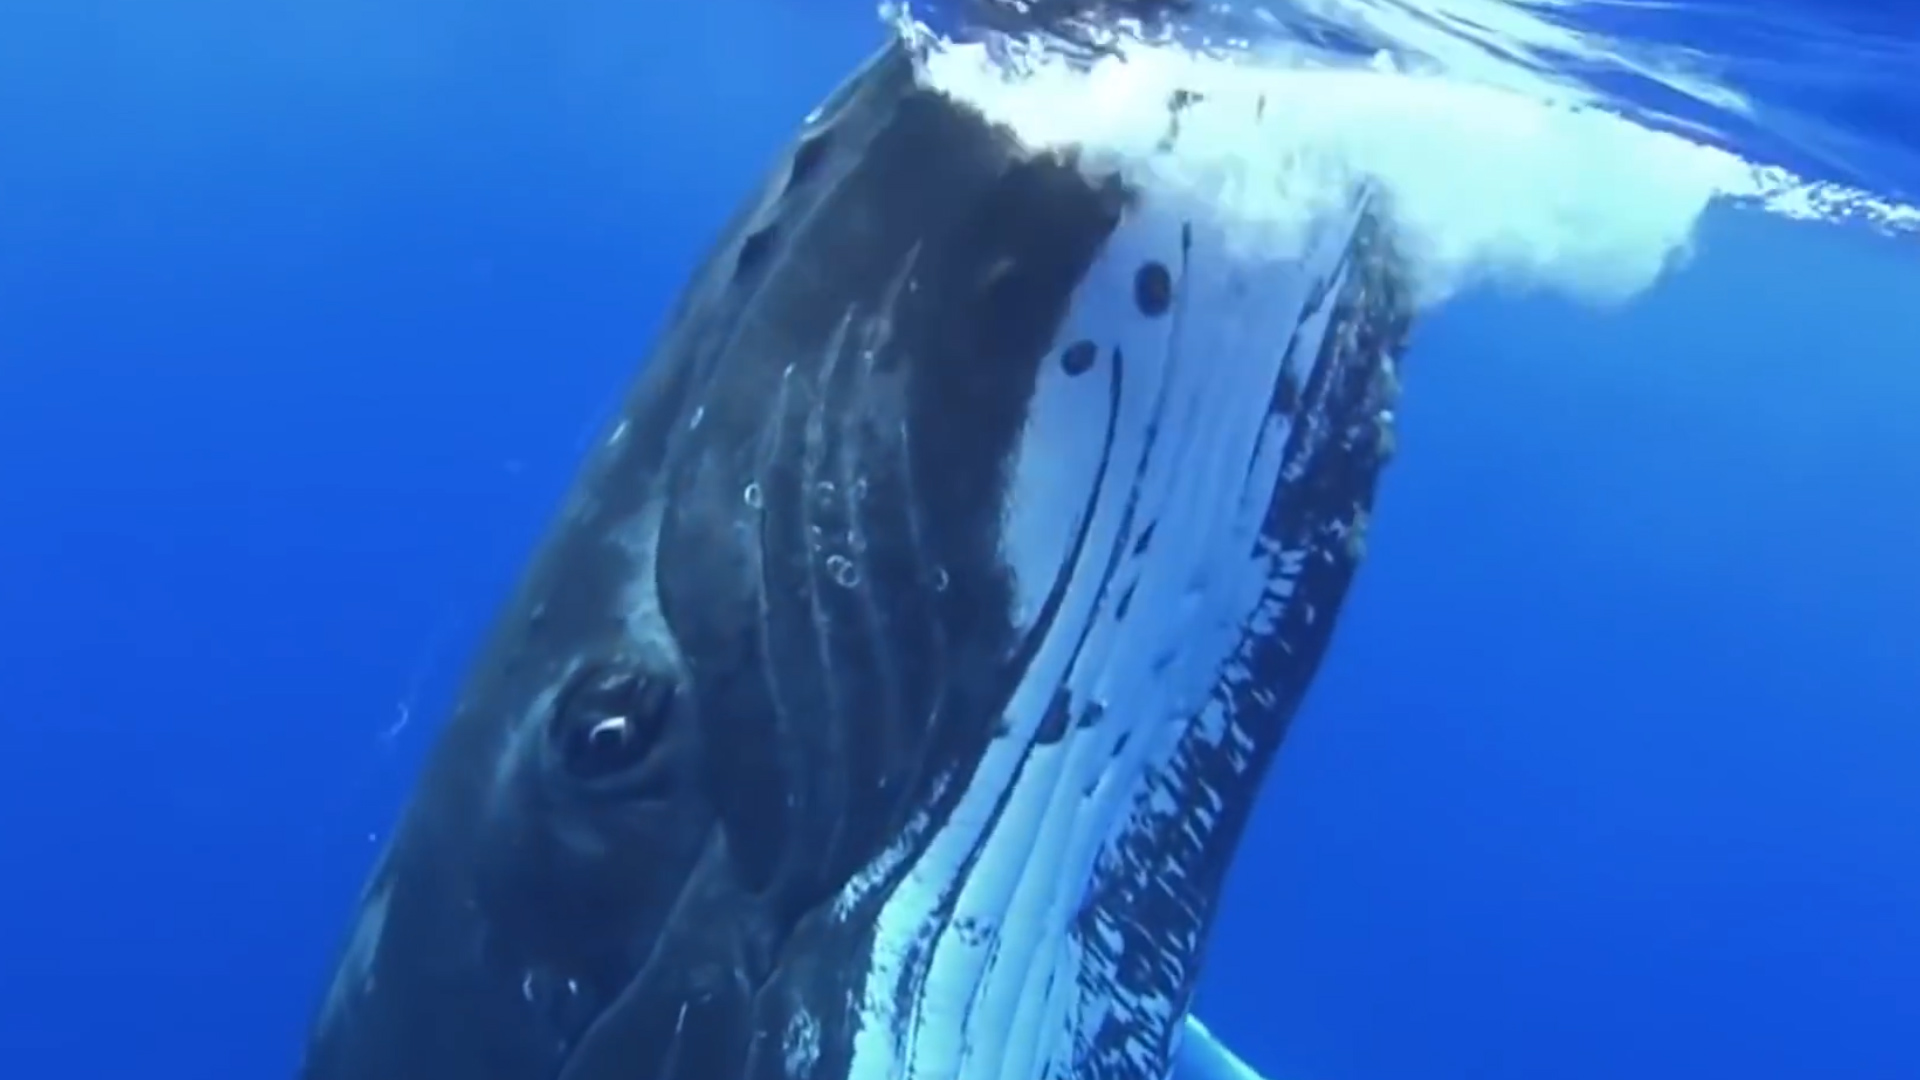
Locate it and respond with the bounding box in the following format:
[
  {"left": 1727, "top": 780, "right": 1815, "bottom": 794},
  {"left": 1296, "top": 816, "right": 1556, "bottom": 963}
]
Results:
[{"left": 300, "top": 34, "right": 1409, "bottom": 1080}]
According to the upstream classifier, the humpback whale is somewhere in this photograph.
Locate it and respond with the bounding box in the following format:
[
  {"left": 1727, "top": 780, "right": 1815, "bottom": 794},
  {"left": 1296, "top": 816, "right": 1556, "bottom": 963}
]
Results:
[{"left": 300, "top": 28, "right": 1411, "bottom": 1080}]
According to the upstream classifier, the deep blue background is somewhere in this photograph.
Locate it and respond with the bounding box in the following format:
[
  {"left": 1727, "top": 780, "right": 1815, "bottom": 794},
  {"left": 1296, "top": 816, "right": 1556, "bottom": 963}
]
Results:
[{"left": 2, "top": 3, "right": 1917, "bottom": 1079}]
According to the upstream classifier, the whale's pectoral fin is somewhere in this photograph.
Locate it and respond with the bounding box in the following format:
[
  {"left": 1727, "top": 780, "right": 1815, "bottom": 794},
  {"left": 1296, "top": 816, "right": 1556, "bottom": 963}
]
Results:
[{"left": 1174, "top": 1015, "right": 1269, "bottom": 1080}]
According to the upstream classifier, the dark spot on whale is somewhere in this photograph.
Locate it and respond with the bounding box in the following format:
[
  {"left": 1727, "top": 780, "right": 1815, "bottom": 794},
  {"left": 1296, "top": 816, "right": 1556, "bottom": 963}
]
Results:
[
  {"left": 1035, "top": 688, "right": 1072, "bottom": 745},
  {"left": 1061, "top": 339, "right": 1098, "bottom": 376},
  {"left": 735, "top": 224, "right": 778, "bottom": 282},
  {"left": 1134, "top": 261, "right": 1172, "bottom": 317},
  {"left": 784, "top": 130, "right": 832, "bottom": 195},
  {"left": 954, "top": 916, "right": 992, "bottom": 947},
  {"left": 1159, "top": 88, "right": 1204, "bottom": 150}
]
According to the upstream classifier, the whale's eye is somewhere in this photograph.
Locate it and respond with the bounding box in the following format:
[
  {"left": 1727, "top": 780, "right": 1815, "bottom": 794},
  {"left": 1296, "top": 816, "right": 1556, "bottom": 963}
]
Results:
[{"left": 550, "top": 662, "right": 676, "bottom": 784}]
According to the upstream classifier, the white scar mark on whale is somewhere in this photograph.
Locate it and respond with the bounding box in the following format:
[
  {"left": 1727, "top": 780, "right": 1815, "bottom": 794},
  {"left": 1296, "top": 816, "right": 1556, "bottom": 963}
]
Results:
[
  {"left": 785, "top": 1008, "right": 824, "bottom": 1078},
  {"left": 614, "top": 496, "right": 685, "bottom": 673}
]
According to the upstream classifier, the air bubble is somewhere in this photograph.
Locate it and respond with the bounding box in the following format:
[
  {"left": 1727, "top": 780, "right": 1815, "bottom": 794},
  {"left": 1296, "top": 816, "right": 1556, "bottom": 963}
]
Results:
[
  {"left": 826, "top": 555, "right": 860, "bottom": 588},
  {"left": 743, "top": 483, "right": 763, "bottom": 509},
  {"left": 931, "top": 566, "right": 950, "bottom": 592}
]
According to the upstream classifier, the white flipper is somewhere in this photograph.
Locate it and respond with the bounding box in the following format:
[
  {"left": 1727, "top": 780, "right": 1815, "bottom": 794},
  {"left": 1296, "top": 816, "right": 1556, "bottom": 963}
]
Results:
[{"left": 1173, "top": 1015, "right": 1267, "bottom": 1080}]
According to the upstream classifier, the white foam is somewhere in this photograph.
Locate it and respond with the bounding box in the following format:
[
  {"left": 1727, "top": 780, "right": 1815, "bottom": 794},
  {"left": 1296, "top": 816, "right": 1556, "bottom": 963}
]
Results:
[
  {"left": 896, "top": 12, "right": 1919, "bottom": 309},
  {"left": 1245, "top": 0, "right": 1754, "bottom": 115}
]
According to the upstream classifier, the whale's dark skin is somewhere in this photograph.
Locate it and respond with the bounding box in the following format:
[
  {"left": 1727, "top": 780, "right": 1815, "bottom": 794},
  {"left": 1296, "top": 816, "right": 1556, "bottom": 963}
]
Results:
[{"left": 298, "top": 35, "right": 1412, "bottom": 1080}]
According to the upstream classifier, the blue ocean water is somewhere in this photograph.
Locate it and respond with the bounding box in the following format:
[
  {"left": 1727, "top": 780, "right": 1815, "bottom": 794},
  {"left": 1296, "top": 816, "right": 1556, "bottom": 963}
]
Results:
[{"left": 1, "top": 2, "right": 1915, "bottom": 1079}]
